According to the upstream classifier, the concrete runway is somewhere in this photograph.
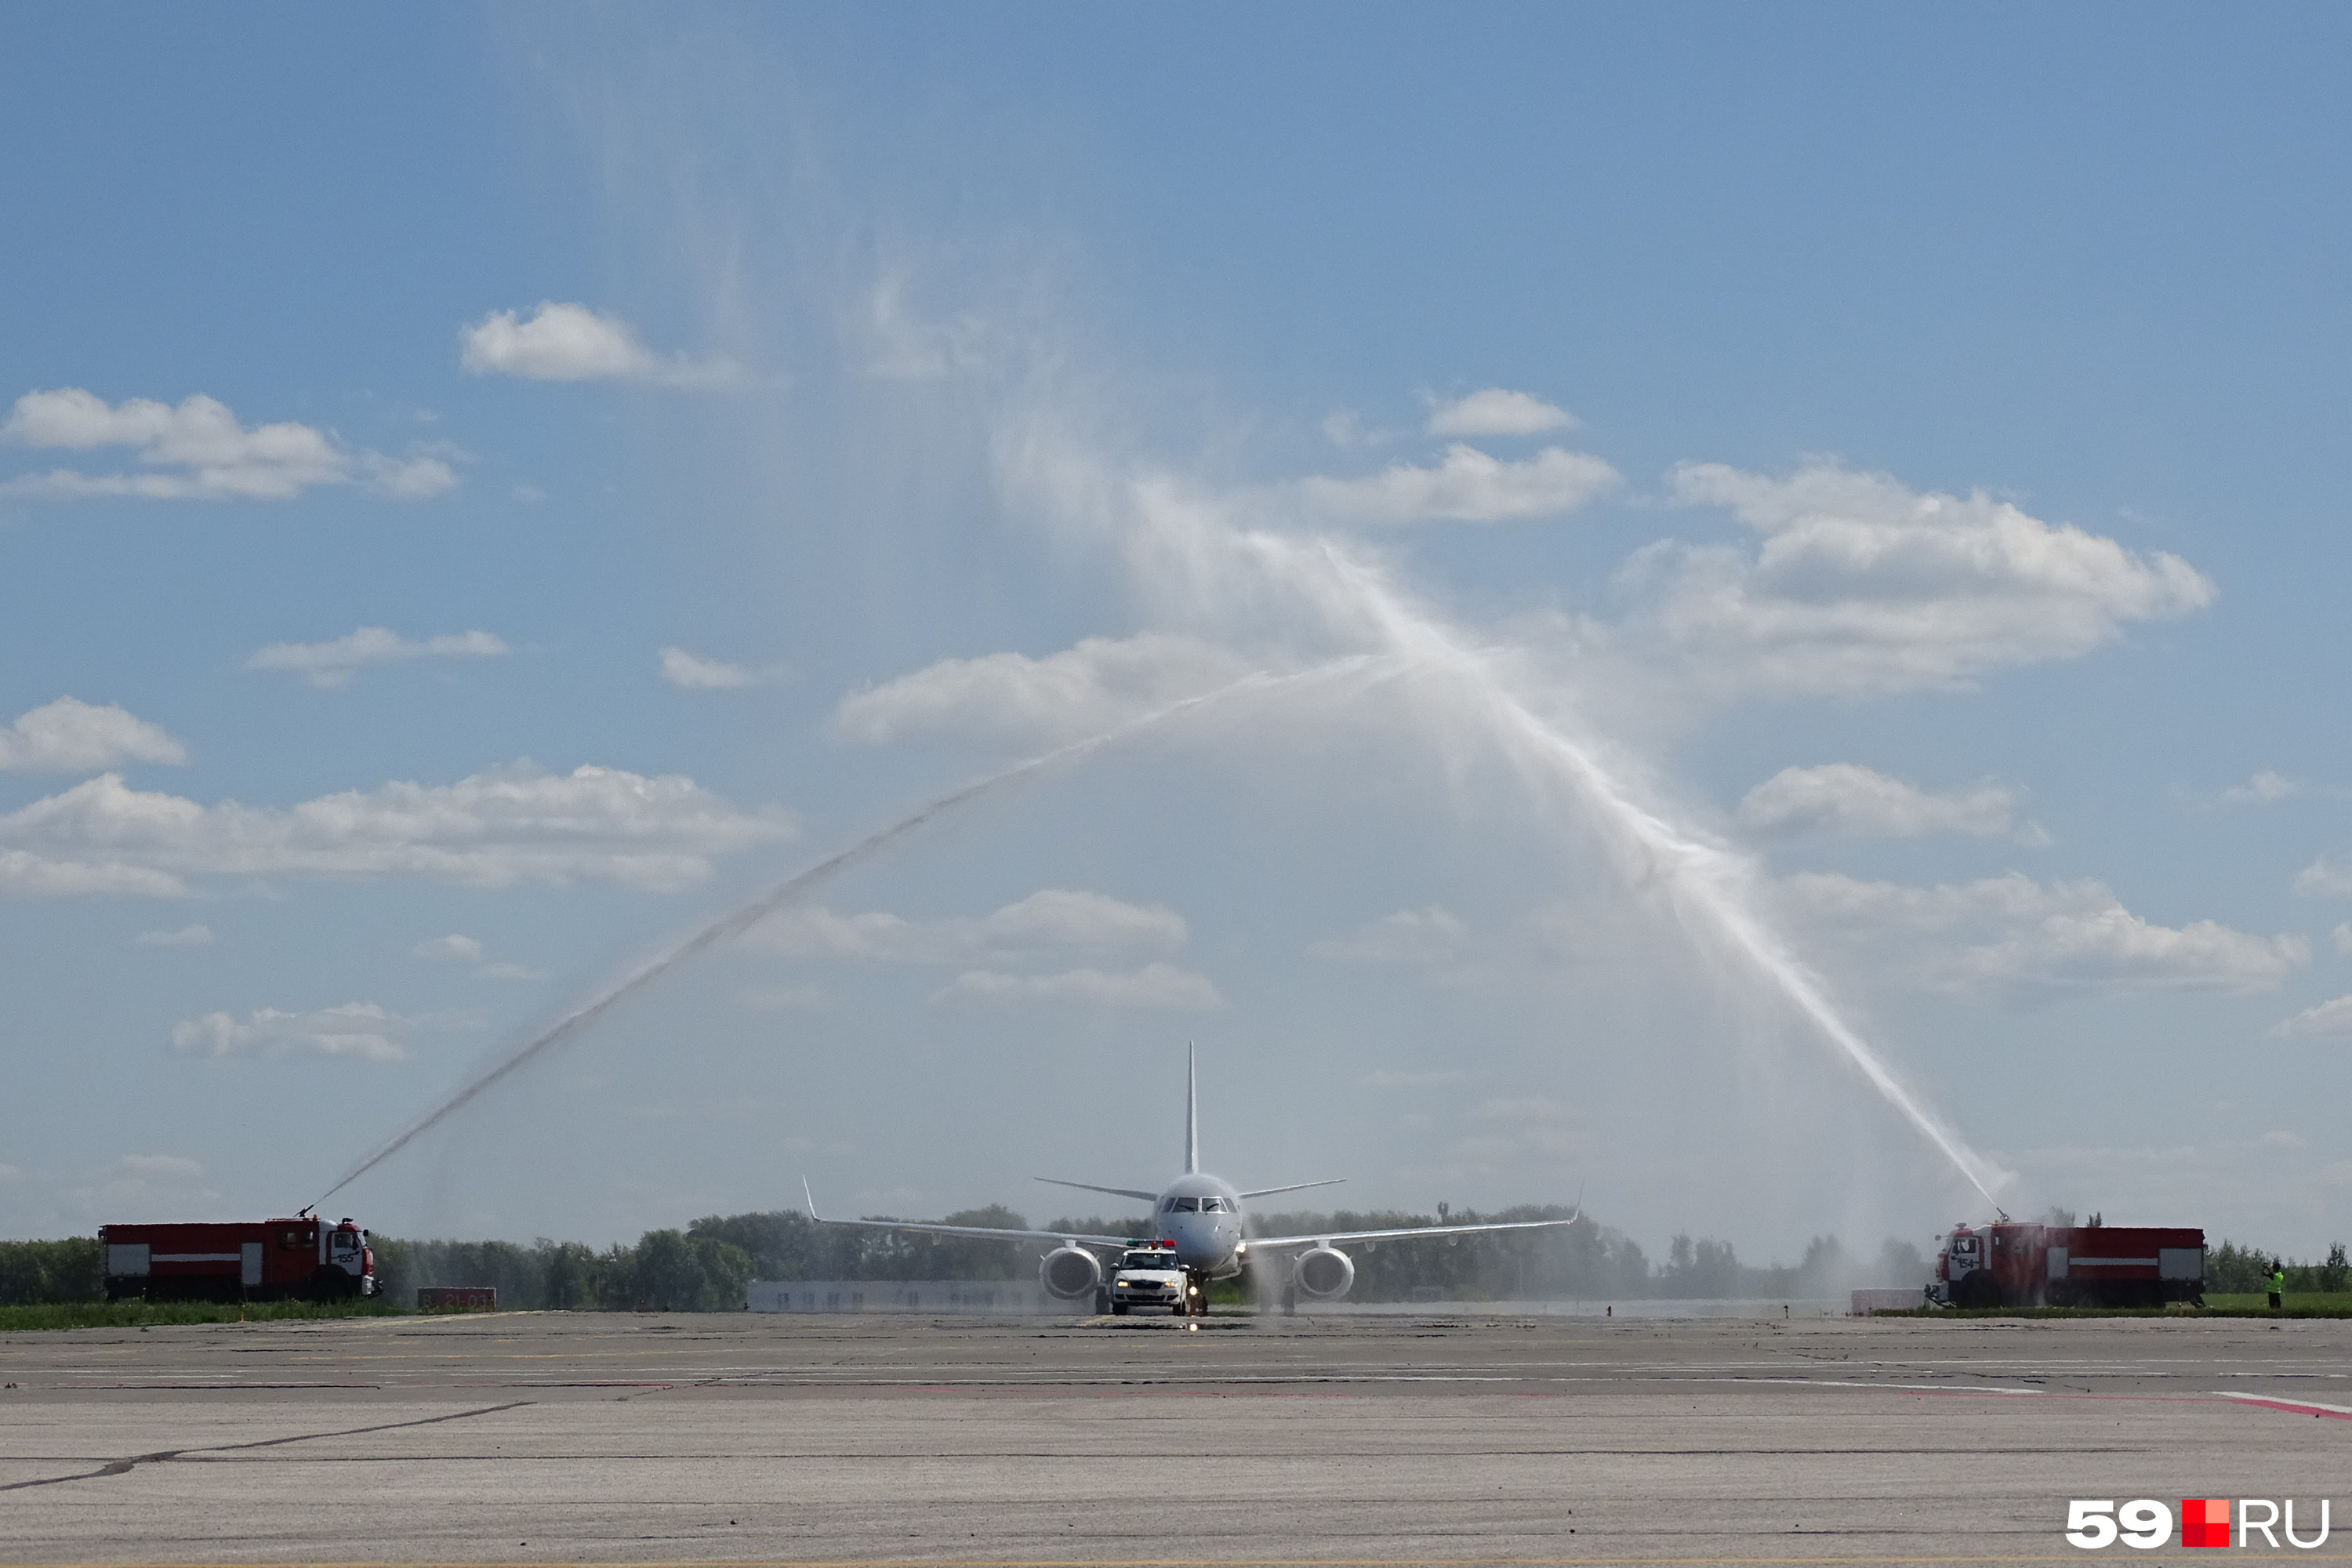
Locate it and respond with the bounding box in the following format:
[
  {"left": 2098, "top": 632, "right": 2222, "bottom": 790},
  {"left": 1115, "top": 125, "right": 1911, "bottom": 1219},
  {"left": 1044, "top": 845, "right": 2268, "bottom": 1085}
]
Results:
[{"left": 2, "top": 1308, "right": 2347, "bottom": 1566}]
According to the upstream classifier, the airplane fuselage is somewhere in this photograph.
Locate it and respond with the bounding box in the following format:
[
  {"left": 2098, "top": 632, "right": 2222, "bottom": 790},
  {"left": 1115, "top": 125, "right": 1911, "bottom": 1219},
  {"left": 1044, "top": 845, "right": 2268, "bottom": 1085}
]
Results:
[{"left": 1150, "top": 1171, "right": 1249, "bottom": 1279}]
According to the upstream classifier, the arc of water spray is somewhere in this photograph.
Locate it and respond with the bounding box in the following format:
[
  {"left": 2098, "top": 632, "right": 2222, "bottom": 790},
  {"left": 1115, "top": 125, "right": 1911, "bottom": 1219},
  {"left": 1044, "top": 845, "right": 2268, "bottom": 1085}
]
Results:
[
  {"left": 314, "top": 658, "right": 1378, "bottom": 1207},
  {"left": 1303, "top": 541, "right": 2008, "bottom": 1210}
]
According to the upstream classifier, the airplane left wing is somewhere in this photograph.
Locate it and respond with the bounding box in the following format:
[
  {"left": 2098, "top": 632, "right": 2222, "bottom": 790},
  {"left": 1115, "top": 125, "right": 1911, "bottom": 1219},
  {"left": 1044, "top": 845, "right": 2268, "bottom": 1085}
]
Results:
[
  {"left": 1247, "top": 1210, "right": 1581, "bottom": 1250},
  {"left": 803, "top": 1180, "right": 1137, "bottom": 1250}
]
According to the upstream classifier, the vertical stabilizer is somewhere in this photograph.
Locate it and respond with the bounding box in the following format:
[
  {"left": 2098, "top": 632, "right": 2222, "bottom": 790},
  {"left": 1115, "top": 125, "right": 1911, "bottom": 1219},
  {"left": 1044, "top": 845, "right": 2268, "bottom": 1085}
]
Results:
[{"left": 1185, "top": 1040, "right": 1200, "bottom": 1174}]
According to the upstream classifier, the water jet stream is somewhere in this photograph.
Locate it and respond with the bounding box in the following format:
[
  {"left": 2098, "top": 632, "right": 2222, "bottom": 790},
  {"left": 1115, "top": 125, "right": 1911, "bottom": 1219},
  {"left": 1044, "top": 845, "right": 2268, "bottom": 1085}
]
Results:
[
  {"left": 315, "top": 659, "right": 1370, "bottom": 1207},
  {"left": 1303, "top": 539, "right": 2007, "bottom": 1210}
]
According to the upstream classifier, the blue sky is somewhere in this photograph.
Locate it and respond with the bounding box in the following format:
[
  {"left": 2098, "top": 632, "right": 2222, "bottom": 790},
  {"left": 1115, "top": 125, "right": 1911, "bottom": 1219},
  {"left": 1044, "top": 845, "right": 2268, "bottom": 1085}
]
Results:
[{"left": 4, "top": 7, "right": 2349, "bottom": 1260}]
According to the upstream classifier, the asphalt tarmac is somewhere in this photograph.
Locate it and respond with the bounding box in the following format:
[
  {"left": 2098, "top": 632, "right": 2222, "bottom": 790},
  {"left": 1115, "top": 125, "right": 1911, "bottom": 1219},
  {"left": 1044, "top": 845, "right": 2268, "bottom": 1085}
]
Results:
[{"left": 2, "top": 1308, "right": 2347, "bottom": 1566}]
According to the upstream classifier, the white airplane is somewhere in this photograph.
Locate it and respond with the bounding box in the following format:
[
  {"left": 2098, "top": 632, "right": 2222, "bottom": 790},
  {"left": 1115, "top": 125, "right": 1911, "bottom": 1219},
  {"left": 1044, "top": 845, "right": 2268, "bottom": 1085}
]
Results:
[{"left": 804, "top": 1046, "right": 1580, "bottom": 1315}]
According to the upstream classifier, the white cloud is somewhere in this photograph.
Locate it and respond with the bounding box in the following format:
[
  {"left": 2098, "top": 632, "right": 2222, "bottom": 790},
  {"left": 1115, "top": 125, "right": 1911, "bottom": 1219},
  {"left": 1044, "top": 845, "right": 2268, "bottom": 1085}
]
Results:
[
  {"left": 659, "top": 647, "right": 786, "bottom": 690},
  {"left": 752, "top": 889, "right": 1187, "bottom": 964},
  {"left": 1737, "top": 764, "right": 2042, "bottom": 843},
  {"left": 0, "top": 388, "right": 456, "bottom": 501},
  {"left": 1425, "top": 388, "right": 1576, "bottom": 438},
  {"left": 0, "top": 697, "right": 185, "bottom": 772},
  {"left": 2333, "top": 924, "right": 2352, "bottom": 959},
  {"left": 168, "top": 1002, "right": 477, "bottom": 1063},
  {"left": 1620, "top": 461, "right": 2216, "bottom": 699},
  {"left": 0, "top": 850, "right": 186, "bottom": 898},
  {"left": 2270, "top": 995, "right": 2352, "bottom": 1040},
  {"left": 245, "top": 627, "right": 510, "bottom": 689},
  {"left": 1313, "top": 906, "right": 1471, "bottom": 965},
  {"left": 2292, "top": 854, "right": 2352, "bottom": 899},
  {"left": 413, "top": 933, "right": 542, "bottom": 982},
  {"left": 1781, "top": 871, "right": 2306, "bottom": 996},
  {"left": 0, "top": 761, "right": 794, "bottom": 898},
  {"left": 459, "top": 302, "right": 742, "bottom": 387},
  {"left": 134, "top": 923, "right": 212, "bottom": 947},
  {"left": 932, "top": 962, "right": 1224, "bottom": 1011},
  {"left": 2220, "top": 771, "right": 2301, "bottom": 807},
  {"left": 1297, "top": 443, "right": 1619, "bottom": 525},
  {"left": 831, "top": 633, "right": 1261, "bottom": 749}
]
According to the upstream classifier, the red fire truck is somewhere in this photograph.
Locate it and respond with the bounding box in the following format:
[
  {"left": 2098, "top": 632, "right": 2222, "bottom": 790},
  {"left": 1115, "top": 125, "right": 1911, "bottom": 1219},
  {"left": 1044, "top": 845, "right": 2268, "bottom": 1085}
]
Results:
[
  {"left": 101, "top": 1215, "right": 376, "bottom": 1302},
  {"left": 1929, "top": 1221, "right": 2203, "bottom": 1308}
]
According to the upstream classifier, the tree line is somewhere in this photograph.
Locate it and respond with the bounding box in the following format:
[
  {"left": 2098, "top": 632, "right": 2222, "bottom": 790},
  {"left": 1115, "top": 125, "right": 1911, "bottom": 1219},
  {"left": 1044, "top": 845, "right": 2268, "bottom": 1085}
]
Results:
[{"left": 8, "top": 1217, "right": 2339, "bottom": 1310}]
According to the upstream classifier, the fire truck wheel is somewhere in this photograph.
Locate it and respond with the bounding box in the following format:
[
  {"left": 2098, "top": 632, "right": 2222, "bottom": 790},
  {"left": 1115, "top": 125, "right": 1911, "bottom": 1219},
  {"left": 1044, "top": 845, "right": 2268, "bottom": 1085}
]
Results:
[
  {"left": 307, "top": 1266, "right": 355, "bottom": 1301},
  {"left": 1953, "top": 1272, "right": 2000, "bottom": 1309}
]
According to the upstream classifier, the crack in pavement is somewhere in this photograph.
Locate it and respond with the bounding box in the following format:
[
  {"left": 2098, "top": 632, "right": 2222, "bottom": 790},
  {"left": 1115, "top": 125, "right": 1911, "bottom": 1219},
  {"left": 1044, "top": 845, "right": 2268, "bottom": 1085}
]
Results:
[{"left": 0, "top": 1399, "right": 534, "bottom": 1492}]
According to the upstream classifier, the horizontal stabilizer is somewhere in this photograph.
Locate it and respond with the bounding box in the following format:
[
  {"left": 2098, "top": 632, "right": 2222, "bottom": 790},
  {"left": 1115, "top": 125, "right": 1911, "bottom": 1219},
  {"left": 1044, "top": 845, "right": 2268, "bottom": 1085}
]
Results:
[
  {"left": 1239, "top": 1178, "right": 1347, "bottom": 1200},
  {"left": 1036, "top": 1176, "right": 1160, "bottom": 1203}
]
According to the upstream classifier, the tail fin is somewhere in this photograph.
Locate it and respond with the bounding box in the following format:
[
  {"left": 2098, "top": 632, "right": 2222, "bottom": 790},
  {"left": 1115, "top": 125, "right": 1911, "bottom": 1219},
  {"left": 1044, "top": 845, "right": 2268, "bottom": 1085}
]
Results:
[{"left": 1185, "top": 1040, "right": 1200, "bottom": 1174}]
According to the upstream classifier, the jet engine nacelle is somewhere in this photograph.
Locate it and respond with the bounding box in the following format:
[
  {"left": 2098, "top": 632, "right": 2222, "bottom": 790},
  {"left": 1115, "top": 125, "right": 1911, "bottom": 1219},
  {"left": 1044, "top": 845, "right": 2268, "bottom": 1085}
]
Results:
[
  {"left": 1039, "top": 1245, "right": 1102, "bottom": 1299},
  {"left": 1293, "top": 1246, "right": 1356, "bottom": 1300}
]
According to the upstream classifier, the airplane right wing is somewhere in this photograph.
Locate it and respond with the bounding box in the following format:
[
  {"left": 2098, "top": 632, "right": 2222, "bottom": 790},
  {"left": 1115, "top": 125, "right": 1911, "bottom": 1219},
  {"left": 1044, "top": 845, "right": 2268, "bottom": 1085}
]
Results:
[
  {"left": 1248, "top": 1210, "right": 1581, "bottom": 1250},
  {"left": 803, "top": 1179, "right": 1138, "bottom": 1250}
]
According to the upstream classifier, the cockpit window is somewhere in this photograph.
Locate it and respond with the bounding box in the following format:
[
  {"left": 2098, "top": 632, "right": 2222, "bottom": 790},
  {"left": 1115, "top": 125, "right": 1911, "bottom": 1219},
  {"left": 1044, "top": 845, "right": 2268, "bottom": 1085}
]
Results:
[
  {"left": 1167, "top": 1196, "right": 1200, "bottom": 1212},
  {"left": 1200, "top": 1196, "right": 1228, "bottom": 1213}
]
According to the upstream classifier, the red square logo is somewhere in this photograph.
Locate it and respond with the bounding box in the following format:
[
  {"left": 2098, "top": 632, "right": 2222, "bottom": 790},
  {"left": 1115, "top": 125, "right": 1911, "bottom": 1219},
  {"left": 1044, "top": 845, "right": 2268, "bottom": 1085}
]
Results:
[{"left": 2182, "top": 1497, "right": 2230, "bottom": 1548}]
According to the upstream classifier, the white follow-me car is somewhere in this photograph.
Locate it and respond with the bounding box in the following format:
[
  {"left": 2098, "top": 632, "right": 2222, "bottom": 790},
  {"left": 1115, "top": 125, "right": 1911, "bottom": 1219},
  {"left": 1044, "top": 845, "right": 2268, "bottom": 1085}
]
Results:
[{"left": 1109, "top": 1244, "right": 1196, "bottom": 1316}]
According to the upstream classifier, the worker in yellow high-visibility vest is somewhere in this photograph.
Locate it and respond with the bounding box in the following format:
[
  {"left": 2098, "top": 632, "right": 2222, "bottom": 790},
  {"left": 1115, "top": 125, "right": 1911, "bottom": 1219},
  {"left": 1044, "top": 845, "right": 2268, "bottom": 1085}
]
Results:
[{"left": 2269, "top": 1263, "right": 2285, "bottom": 1311}]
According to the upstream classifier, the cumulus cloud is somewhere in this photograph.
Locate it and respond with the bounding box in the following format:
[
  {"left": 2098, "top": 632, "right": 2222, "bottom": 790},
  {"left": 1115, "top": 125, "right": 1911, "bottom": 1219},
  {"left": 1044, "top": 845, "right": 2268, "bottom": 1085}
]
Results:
[
  {"left": 0, "top": 697, "right": 185, "bottom": 773},
  {"left": 134, "top": 923, "right": 212, "bottom": 947},
  {"left": 413, "top": 933, "right": 543, "bottom": 982},
  {"left": 1425, "top": 389, "right": 1576, "bottom": 438},
  {"left": 751, "top": 889, "right": 1187, "bottom": 964},
  {"left": 1297, "top": 443, "right": 1619, "bottom": 525},
  {"left": 2270, "top": 995, "right": 2352, "bottom": 1040},
  {"left": 169, "top": 1002, "right": 475, "bottom": 1063},
  {"left": 1782, "top": 871, "right": 2306, "bottom": 996},
  {"left": 0, "top": 851, "right": 185, "bottom": 898},
  {"left": 2292, "top": 854, "right": 2352, "bottom": 899},
  {"left": 2220, "top": 771, "right": 2301, "bottom": 807},
  {"left": 0, "top": 388, "right": 456, "bottom": 501},
  {"left": 832, "top": 633, "right": 1261, "bottom": 749},
  {"left": 931, "top": 962, "right": 1223, "bottom": 1011},
  {"left": 459, "top": 302, "right": 743, "bottom": 387},
  {"left": 1313, "top": 906, "right": 1471, "bottom": 965},
  {"left": 1737, "top": 764, "right": 2043, "bottom": 843},
  {"left": 659, "top": 647, "right": 786, "bottom": 690},
  {"left": 1617, "top": 461, "right": 2215, "bottom": 699},
  {"left": 0, "top": 761, "right": 794, "bottom": 898},
  {"left": 245, "top": 627, "right": 510, "bottom": 688}
]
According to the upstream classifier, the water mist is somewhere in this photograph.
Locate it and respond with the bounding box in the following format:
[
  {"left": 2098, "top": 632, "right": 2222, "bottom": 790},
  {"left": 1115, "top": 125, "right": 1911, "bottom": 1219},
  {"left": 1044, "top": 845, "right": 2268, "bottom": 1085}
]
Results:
[
  {"left": 315, "top": 660, "right": 1374, "bottom": 1207},
  {"left": 1056, "top": 448, "right": 2010, "bottom": 1211}
]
